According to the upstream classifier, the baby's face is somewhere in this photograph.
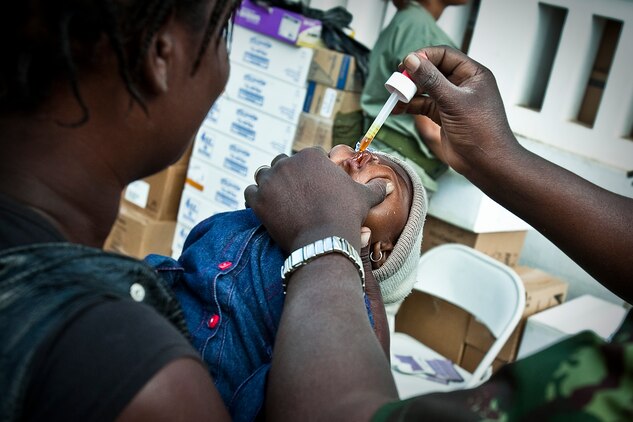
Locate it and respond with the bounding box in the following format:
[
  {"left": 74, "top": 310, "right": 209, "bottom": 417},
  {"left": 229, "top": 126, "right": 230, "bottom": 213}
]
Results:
[{"left": 328, "top": 145, "right": 412, "bottom": 246}]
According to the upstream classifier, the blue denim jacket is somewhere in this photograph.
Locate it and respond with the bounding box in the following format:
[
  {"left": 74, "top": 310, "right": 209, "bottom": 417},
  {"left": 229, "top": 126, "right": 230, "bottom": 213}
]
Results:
[{"left": 147, "top": 208, "right": 373, "bottom": 422}]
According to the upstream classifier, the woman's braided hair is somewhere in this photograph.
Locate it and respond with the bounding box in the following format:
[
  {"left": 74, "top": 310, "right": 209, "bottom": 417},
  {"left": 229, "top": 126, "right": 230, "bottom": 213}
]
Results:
[{"left": 0, "top": 0, "right": 240, "bottom": 124}]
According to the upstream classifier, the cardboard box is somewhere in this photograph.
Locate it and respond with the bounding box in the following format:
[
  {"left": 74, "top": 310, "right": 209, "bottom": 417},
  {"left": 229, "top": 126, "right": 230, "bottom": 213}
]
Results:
[
  {"left": 428, "top": 168, "right": 532, "bottom": 233},
  {"left": 123, "top": 164, "right": 187, "bottom": 221},
  {"left": 395, "top": 291, "right": 469, "bottom": 364},
  {"left": 517, "top": 295, "right": 627, "bottom": 359},
  {"left": 514, "top": 266, "right": 568, "bottom": 316},
  {"left": 183, "top": 157, "right": 251, "bottom": 211},
  {"left": 292, "top": 112, "right": 334, "bottom": 151},
  {"left": 302, "top": 82, "right": 361, "bottom": 120},
  {"left": 395, "top": 266, "right": 568, "bottom": 374},
  {"left": 104, "top": 205, "right": 176, "bottom": 259},
  {"left": 462, "top": 266, "right": 567, "bottom": 369},
  {"left": 176, "top": 185, "right": 233, "bottom": 229},
  {"left": 234, "top": 0, "right": 322, "bottom": 47},
  {"left": 461, "top": 344, "right": 507, "bottom": 374},
  {"left": 308, "top": 47, "right": 363, "bottom": 92},
  {"left": 192, "top": 128, "right": 279, "bottom": 182},
  {"left": 223, "top": 61, "right": 307, "bottom": 124},
  {"left": 177, "top": 186, "right": 216, "bottom": 228},
  {"left": 421, "top": 216, "right": 527, "bottom": 267},
  {"left": 201, "top": 96, "right": 296, "bottom": 156},
  {"left": 230, "top": 25, "right": 314, "bottom": 87}
]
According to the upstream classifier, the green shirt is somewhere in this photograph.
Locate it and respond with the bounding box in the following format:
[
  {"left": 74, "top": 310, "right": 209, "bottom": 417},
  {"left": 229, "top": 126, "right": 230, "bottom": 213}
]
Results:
[{"left": 361, "top": 2, "right": 457, "bottom": 159}]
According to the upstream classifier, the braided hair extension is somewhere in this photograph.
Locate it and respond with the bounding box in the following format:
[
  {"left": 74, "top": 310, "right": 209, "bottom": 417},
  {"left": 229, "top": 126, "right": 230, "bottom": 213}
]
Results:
[{"left": 0, "top": 0, "right": 242, "bottom": 125}]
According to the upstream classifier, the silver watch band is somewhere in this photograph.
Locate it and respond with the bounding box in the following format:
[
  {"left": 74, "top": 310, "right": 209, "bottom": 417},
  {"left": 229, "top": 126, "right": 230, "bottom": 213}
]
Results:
[{"left": 280, "top": 236, "right": 365, "bottom": 294}]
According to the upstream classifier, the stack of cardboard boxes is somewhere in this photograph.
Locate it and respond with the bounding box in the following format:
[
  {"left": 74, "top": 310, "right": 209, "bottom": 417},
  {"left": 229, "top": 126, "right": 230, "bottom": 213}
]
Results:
[
  {"left": 293, "top": 48, "right": 363, "bottom": 151},
  {"left": 171, "top": 19, "right": 316, "bottom": 257},
  {"left": 396, "top": 201, "right": 569, "bottom": 373},
  {"left": 171, "top": 0, "right": 364, "bottom": 258}
]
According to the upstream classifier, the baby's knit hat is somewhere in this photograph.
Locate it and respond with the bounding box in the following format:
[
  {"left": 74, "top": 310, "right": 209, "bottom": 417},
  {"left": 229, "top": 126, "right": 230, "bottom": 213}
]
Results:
[{"left": 371, "top": 152, "right": 427, "bottom": 305}]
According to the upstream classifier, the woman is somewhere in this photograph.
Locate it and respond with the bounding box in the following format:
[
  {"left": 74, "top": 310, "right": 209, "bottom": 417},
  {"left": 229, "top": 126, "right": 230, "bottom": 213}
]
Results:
[{"left": 0, "top": 1, "right": 240, "bottom": 420}]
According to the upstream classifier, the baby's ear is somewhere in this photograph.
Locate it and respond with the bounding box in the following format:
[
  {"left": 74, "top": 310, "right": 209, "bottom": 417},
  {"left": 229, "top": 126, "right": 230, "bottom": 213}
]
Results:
[{"left": 370, "top": 241, "right": 394, "bottom": 270}]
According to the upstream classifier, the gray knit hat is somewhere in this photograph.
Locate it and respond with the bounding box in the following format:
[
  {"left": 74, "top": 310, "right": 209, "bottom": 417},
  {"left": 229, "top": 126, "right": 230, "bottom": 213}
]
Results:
[{"left": 371, "top": 152, "right": 427, "bottom": 305}]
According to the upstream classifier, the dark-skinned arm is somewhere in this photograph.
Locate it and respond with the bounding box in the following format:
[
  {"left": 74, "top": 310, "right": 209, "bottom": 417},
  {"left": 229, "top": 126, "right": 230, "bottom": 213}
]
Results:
[
  {"left": 398, "top": 46, "right": 633, "bottom": 303},
  {"left": 245, "top": 149, "right": 398, "bottom": 421}
]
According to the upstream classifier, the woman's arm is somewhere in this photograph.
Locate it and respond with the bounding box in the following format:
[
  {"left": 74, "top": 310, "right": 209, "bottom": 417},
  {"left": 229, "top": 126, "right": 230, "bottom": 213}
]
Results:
[{"left": 400, "top": 47, "right": 633, "bottom": 303}]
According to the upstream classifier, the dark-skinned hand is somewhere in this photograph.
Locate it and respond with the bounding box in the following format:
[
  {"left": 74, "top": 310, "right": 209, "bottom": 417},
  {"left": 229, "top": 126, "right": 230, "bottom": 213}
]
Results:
[
  {"left": 244, "top": 147, "right": 388, "bottom": 254},
  {"left": 394, "top": 46, "right": 517, "bottom": 179}
]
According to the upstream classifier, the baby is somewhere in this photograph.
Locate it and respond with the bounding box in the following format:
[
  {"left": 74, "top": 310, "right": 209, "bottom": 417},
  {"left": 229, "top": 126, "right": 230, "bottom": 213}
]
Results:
[{"left": 146, "top": 145, "right": 427, "bottom": 422}]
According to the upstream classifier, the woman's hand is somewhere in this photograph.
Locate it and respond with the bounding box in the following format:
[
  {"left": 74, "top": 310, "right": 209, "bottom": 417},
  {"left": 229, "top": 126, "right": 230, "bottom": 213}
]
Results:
[{"left": 245, "top": 147, "right": 387, "bottom": 253}]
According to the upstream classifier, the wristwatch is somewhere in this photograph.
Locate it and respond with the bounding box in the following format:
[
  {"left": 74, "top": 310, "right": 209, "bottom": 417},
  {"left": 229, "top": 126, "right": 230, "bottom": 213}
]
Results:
[{"left": 280, "top": 236, "right": 365, "bottom": 294}]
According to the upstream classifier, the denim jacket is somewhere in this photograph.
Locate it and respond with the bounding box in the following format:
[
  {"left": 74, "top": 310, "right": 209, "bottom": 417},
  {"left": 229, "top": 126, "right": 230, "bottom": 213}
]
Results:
[
  {"left": 0, "top": 243, "right": 188, "bottom": 422},
  {"left": 147, "top": 209, "right": 284, "bottom": 422},
  {"left": 147, "top": 209, "right": 374, "bottom": 422}
]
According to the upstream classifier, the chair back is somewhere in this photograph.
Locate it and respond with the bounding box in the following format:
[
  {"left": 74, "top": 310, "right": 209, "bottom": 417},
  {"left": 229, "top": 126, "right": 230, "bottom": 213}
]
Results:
[{"left": 414, "top": 244, "right": 526, "bottom": 387}]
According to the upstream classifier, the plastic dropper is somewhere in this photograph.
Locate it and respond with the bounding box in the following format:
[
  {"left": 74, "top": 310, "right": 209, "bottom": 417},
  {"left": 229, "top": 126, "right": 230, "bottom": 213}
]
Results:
[{"left": 356, "top": 70, "right": 417, "bottom": 152}]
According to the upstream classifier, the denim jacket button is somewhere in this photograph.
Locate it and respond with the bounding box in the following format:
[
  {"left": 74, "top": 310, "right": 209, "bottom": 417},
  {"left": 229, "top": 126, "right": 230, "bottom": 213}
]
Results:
[
  {"left": 218, "top": 261, "right": 233, "bottom": 271},
  {"left": 129, "top": 283, "right": 145, "bottom": 302},
  {"left": 208, "top": 314, "right": 220, "bottom": 329}
]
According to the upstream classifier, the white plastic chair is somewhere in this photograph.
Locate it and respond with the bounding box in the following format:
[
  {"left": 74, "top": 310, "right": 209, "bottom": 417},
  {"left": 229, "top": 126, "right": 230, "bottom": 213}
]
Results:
[{"left": 391, "top": 244, "right": 526, "bottom": 398}]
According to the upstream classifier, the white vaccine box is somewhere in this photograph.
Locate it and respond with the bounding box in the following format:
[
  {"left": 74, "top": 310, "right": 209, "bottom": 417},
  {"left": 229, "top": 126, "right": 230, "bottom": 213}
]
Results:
[
  {"left": 202, "top": 96, "right": 296, "bottom": 156},
  {"left": 230, "top": 25, "right": 314, "bottom": 87},
  {"left": 184, "top": 157, "right": 252, "bottom": 211},
  {"left": 176, "top": 184, "right": 234, "bottom": 229},
  {"left": 517, "top": 295, "right": 628, "bottom": 359},
  {"left": 223, "top": 61, "right": 307, "bottom": 124},
  {"left": 191, "top": 128, "right": 277, "bottom": 182},
  {"left": 428, "top": 168, "right": 533, "bottom": 233}
]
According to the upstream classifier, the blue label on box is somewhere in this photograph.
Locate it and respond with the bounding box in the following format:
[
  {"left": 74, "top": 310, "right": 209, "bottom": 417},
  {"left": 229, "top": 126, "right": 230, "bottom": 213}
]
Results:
[
  {"left": 303, "top": 81, "right": 316, "bottom": 113},
  {"left": 182, "top": 197, "right": 200, "bottom": 224},
  {"left": 223, "top": 158, "right": 249, "bottom": 177},
  {"left": 243, "top": 51, "right": 269, "bottom": 69},
  {"left": 196, "top": 131, "right": 215, "bottom": 159},
  {"left": 337, "top": 55, "right": 351, "bottom": 90},
  {"left": 231, "top": 123, "right": 256, "bottom": 141},
  {"left": 214, "top": 178, "right": 241, "bottom": 209},
  {"left": 238, "top": 88, "right": 264, "bottom": 106},
  {"left": 215, "top": 191, "right": 239, "bottom": 209}
]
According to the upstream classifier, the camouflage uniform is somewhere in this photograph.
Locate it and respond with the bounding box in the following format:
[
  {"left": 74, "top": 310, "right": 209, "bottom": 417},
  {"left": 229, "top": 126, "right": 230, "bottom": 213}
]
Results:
[{"left": 373, "top": 311, "right": 633, "bottom": 421}]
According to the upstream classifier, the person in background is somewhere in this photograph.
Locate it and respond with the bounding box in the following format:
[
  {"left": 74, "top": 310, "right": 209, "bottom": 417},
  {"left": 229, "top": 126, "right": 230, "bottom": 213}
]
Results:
[
  {"left": 146, "top": 145, "right": 427, "bottom": 421},
  {"left": 357, "top": 0, "right": 469, "bottom": 195},
  {"left": 246, "top": 46, "right": 633, "bottom": 421}
]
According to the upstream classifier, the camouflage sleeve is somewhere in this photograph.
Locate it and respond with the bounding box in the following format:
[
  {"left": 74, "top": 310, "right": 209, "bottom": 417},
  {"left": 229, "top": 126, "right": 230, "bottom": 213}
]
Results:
[{"left": 373, "top": 311, "right": 633, "bottom": 421}]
